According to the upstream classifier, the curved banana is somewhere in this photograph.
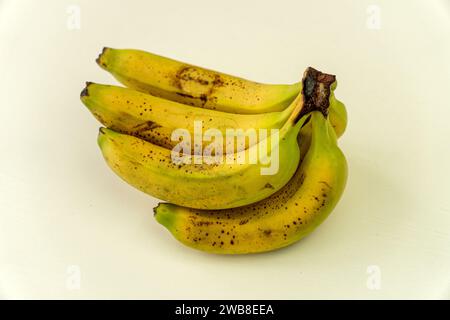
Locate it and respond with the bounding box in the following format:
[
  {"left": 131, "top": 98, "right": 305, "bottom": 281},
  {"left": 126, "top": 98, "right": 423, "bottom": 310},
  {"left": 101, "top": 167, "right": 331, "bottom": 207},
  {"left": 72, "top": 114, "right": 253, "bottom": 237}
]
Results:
[
  {"left": 153, "top": 112, "right": 347, "bottom": 254},
  {"left": 81, "top": 82, "right": 300, "bottom": 152},
  {"left": 97, "top": 47, "right": 301, "bottom": 114}
]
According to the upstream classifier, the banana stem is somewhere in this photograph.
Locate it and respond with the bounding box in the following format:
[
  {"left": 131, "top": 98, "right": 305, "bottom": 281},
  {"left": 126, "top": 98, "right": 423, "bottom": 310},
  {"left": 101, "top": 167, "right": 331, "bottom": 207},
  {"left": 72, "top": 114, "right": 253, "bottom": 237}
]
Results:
[
  {"left": 295, "top": 67, "right": 336, "bottom": 123},
  {"left": 278, "top": 67, "right": 336, "bottom": 139}
]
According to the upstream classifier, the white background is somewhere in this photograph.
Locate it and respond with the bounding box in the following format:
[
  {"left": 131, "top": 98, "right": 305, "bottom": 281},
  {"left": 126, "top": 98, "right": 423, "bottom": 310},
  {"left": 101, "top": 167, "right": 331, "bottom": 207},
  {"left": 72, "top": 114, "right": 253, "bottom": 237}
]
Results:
[{"left": 0, "top": 0, "right": 449, "bottom": 299}]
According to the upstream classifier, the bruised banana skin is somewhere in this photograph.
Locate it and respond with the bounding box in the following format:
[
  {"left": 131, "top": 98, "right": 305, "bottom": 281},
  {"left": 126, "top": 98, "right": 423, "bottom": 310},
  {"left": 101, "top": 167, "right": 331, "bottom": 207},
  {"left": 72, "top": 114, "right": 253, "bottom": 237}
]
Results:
[
  {"left": 81, "top": 82, "right": 301, "bottom": 153},
  {"left": 154, "top": 112, "right": 347, "bottom": 254},
  {"left": 97, "top": 47, "right": 348, "bottom": 137},
  {"left": 97, "top": 47, "right": 301, "bottom": 114}
]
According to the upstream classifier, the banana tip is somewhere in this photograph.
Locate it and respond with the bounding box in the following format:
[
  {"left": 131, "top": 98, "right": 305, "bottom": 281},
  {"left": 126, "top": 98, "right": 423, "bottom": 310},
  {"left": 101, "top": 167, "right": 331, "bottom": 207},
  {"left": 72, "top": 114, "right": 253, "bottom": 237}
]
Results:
[
  {"left": 96, "top": 47, "right": 111, "bottom": 67},
  {"left": 80, "top": 82, "right": 93, "bottom": 98},
  {"left": 97, "top": 127, "right": 108, "bottom": 148},
  {"left": 152, "top": 204, "right": 160, "bottom": 217},
  {"left": 154, "top": 203, "right": 175, "bottom": 230}
]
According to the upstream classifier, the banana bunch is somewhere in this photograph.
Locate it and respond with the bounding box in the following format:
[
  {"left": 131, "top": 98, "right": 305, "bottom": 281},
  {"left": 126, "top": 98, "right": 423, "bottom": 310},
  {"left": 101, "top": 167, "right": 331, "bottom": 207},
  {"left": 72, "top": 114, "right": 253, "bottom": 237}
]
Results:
[{"left": 81, "top": 48, "right": 348, "bottom": 254}]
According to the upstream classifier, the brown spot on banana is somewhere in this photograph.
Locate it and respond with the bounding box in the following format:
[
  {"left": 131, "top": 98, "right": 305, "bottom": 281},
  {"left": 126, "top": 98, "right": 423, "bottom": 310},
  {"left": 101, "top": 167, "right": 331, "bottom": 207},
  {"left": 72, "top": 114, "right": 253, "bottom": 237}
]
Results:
[{"left": 173, "top": 66, "right": 225, "bottom": 106}]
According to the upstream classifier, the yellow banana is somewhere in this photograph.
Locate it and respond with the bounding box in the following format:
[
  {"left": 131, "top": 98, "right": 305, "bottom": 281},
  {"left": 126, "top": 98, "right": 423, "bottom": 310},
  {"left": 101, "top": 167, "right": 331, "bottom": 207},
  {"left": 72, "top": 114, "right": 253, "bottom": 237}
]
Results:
[
  {"left": 153, "top": 111, "right": 347, "bottom": 254},
  {"left": 97, "top": 47, "right": 301, "bottom": 114},
  {"left": 96, "top": 68, "right": 335, "bottom": 210},
  {"left": 81, "top": 82, "right": 300, "bottom": 153}
]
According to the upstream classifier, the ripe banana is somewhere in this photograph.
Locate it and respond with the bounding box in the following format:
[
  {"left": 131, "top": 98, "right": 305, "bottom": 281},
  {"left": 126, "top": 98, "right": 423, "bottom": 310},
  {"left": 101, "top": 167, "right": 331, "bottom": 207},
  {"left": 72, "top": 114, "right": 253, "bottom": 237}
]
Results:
[
  {"left": 153, "top": 111, "right": 347, "bottom": 254},
  {"left": 97, "top": 47, "right": 301, "bottom": 114},
  {"left": 97, "top": 68, "right": 335, "bottom": 210},
  {"left": 81, "top": 82, "right": 300, "bottom": 152}
]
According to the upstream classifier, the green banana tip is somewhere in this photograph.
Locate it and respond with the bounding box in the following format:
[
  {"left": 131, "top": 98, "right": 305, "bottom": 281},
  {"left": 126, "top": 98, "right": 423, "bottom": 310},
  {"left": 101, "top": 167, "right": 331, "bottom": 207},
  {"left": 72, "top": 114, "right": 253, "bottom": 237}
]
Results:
[
  {"left": 80, "top": 81, "right": 93, "bottom": 99},
  {"left": 97, "top": 127, "right": 109, "bottom": 148},
  {"left": 152, "top": 204, "right": 160, "bottom": 217},
  {"left": 96, "top": 47, "right": 112, "bottom": 67},
  {"left": 154, "top": 203, "right": 176, "bottom": 230}
]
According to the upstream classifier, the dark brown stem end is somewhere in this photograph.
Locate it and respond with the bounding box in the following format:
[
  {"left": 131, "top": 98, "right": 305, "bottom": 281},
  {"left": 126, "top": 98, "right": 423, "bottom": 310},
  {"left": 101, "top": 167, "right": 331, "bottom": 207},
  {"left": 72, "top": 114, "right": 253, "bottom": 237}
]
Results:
[{"left": 294, "top": 67, "right": 336, "bottom": 123}]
